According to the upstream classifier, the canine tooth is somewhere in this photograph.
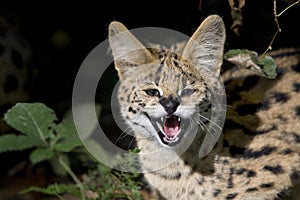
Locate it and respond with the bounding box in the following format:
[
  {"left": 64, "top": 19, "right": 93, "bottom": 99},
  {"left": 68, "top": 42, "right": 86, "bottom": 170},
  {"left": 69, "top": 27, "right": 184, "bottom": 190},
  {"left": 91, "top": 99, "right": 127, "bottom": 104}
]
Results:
[
  {"left": 178, "top": 117, "right": 181, "bottom": 122},
  {"left": 156, "top": 122, "right": 164, "bottom": 133},
  {"left": 173, "top": 129, "right": 181, "bottom": 138},
  {"left": 161, "top": 117, "right": 163, "bottom": 121}
]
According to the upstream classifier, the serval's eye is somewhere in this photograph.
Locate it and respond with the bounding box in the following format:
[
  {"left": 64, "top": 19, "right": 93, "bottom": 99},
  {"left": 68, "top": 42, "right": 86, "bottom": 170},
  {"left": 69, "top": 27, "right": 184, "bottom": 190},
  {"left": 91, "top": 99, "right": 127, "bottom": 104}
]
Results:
[
  {"left": 181, "top": 88, "right": 195, "bottom": 96},
  {"left": 145, "top": 89, "right": 160, "bottom": 97}
]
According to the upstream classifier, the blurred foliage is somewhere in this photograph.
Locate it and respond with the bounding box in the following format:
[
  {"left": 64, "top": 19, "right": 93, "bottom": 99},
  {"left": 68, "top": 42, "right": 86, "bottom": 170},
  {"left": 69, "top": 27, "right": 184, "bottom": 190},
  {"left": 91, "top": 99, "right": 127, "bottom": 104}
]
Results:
[{"left": 0, "top": 103, "right": 143, "bottom": 200}]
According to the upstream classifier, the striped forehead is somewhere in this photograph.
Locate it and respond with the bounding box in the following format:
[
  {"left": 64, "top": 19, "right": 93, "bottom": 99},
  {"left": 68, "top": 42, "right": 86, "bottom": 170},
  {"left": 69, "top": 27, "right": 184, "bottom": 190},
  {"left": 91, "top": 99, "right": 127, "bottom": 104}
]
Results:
[{"left": 152, "top": 50, "right": 196, "bottom": 91}]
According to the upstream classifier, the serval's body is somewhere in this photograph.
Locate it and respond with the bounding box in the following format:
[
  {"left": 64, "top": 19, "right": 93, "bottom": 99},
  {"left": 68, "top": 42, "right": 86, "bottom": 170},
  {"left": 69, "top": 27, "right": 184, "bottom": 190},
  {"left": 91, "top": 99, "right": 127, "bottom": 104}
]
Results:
[{"left": 108, "top": 15, "right": 300, "bottom": 199}]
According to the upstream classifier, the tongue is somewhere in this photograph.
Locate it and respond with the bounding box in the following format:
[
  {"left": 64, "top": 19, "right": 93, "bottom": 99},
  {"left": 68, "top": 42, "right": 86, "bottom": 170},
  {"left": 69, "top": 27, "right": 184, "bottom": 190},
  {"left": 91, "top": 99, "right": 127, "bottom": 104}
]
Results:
[{"left": 164, "top": 117, "right": 179, "bottom": 137}]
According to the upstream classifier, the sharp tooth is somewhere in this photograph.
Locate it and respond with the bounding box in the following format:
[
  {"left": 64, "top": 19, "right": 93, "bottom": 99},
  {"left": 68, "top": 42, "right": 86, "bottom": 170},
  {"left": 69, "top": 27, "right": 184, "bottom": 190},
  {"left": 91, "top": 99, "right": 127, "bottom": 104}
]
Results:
[
  {"left": 174, "top": 129, "right": 181, "bottom": 137},
  {"left": 161, "top": 117, "right": 164, "bottom": 122},
  {"left": 177, "top": 129, "right": 181, "bottom": 135},
  {"left": 178, "top": 117, "right": 181, "bottom": 122},
  {"left": 156, "top": 122, "right": 164, "bottom": 133}
]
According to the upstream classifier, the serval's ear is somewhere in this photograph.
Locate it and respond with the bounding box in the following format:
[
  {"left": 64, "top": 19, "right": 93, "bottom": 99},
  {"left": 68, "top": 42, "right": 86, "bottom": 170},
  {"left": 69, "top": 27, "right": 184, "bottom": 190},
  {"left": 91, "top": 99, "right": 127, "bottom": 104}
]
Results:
[
  {"left": 182, "top": 15, "right": 225, "bottom": 77},
  {"left": 108, "top": 21, "right": 153, "bottom": 78}
]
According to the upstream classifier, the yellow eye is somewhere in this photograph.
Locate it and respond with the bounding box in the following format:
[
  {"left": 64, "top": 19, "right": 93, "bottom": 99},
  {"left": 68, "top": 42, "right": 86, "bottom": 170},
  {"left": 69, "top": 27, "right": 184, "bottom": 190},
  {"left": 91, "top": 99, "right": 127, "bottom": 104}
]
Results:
[{"left": 145, "top": 89, "right": 160, "bottom": 97}]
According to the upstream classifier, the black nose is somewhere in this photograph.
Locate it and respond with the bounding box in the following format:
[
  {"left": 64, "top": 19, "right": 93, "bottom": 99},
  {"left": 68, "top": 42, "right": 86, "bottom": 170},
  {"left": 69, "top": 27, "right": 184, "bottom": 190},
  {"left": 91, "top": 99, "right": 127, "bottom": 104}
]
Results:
[{"left": 159, "top": 96, "right": 179, "bottom": 115}]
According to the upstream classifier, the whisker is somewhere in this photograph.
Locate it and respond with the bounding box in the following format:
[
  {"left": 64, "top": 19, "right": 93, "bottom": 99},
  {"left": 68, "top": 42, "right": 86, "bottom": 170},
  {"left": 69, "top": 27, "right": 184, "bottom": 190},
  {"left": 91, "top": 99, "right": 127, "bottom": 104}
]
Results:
[
  {"left": 193, "top": 112, "right": 223, "bottom": 142},
  {"left": 114, "top": 117, "right": 147, "bottom": 149},
  {"left": 114, "top": 126, "right": 133, "bottom": 145},
  {"left": 191, "top": 115, "right": 206, "bottom": 131},
  {"left": 196, "top": 113, "right": 222, "bottom": 142},
  {"left": 195, "top": 112, "right": 222, "bottom": 131},
  {"left": 127, "top": 136, "right": 136, "bottom": 150},
  {"left": 197, "top": 119, "right": 207, "bottom": 131}
]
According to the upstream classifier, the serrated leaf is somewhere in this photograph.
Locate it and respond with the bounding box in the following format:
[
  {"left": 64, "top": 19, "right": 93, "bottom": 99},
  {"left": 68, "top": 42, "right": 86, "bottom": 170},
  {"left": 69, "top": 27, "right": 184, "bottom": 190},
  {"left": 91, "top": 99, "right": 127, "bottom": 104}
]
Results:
[
  {"left": 224, "top": 49, "right": 277, "bottom": 79},
  {"left": 257, "top": 56, "right": 277, "bottom": 79},
  {"left": 54, "top": 138, "right": 82, "bottom": 152},
  {"left": 0, "top": 134, "right": 44, "bottom": 153},
  {"left": 54, "top": 120, "right": 78, "bottom": 139},
  {"left": 20, "top": 183, "right": 79, "bottom": 196},
  {"left": 29, "top": 148, "right": 54, "bottom": 164},
  {"left": 224, "top": 49, "right": 254, "bottom": 58},
  {"left": 54, "top": 120, "right": 82, "bottom": 152},
  {"left": 4, "top": 103, "right": 57, "bottom": 141}
]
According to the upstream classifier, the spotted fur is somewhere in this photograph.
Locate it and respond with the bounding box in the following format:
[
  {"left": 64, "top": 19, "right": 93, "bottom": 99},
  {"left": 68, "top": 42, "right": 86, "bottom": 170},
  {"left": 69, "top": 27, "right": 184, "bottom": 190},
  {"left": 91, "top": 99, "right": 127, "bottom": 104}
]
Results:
[{"left": 109, "top": 15, "right": 300, "bottom": 200}]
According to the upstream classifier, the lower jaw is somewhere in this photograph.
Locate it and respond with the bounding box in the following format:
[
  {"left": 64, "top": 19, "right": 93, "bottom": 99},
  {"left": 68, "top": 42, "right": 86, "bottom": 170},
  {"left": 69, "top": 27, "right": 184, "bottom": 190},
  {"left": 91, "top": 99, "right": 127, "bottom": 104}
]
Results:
[{"left": 158, "top": 131, "right": 181, "bottom": 146}]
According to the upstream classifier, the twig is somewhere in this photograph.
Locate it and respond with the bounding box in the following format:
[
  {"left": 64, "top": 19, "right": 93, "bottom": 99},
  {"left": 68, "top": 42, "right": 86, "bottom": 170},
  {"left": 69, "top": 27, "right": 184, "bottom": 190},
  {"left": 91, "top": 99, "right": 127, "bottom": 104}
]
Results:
[
  {"left": 261, "top": 0, "right": 299, "bottom": 57},
  {"left": 277, "top": 0, "right": 300, "bottom": 17},
  {"left": 274, "top": 0, "right": 282, "bottom": 32},
  {"left": 261, "top": 30, "right": 279, "bottom": 57}
]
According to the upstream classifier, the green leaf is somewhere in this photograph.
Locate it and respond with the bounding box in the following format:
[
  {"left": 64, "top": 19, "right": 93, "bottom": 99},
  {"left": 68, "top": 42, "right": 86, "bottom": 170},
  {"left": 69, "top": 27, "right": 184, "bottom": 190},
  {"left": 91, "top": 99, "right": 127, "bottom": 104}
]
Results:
[
  {"left": 0, "top": 134, "right": 44, "bottom": 153},
  {"left": 49, "top": 154, "right": 69, "bottom": 176},
  {"left": 257, "top": 56, "right": 277, "bottom": 79},
  {"left": 21, "top": 183, "right": 79, "bottom": 196},
  {"left": 224, "top": 49, "right": 254, "bottom": 58},
  {"left": 29, "top": 148, "right": 54, "bottom": 164},
  {"left": 54, "top": 120, "right": 78, "bottom": 138},
  {"left": 53, "top": 139, "right": 82, "bottom": 152},
  {"left": 224, "top": 49, "right": 277, "bottom": 79},
  {"left": 4, "top": 103, "right": 57, "bottom": 141},
  {"left": 53, "top": 120, "right": 83, "bottom": 152}
]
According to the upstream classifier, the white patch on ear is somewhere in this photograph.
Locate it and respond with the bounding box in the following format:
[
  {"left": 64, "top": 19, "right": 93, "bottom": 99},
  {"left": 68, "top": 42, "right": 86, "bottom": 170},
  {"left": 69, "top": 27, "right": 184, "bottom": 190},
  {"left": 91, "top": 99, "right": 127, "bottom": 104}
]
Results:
[
  {"left": 108, "top": 21, "right": 153, "bottom": 78},
  {"left": 182, "top": 15, "right": 226, "bottom": 77}
]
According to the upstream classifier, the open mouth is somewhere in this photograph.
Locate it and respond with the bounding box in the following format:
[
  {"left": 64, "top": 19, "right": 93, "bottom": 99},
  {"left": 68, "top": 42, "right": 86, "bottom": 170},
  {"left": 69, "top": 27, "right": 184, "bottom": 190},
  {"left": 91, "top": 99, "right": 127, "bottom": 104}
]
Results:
[{"left": 152, "top": 115, "right": 182, "bottom": 146}]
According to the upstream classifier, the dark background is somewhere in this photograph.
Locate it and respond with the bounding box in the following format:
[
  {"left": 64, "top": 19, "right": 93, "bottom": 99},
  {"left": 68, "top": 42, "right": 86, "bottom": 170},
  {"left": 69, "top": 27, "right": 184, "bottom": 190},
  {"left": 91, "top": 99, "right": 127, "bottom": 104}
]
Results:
[
  {"left": 0, "top": 0, "right": 299, "bottom": 199},
  {"left": 1, "top": 0, "right": 300, "bottom": 115}
]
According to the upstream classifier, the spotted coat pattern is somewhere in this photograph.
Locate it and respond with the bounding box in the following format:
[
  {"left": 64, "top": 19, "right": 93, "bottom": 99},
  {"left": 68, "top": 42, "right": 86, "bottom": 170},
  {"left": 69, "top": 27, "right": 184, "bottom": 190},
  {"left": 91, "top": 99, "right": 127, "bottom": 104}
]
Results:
[{"left": 109, "top": 16, "right": 300, "bottom": 200}]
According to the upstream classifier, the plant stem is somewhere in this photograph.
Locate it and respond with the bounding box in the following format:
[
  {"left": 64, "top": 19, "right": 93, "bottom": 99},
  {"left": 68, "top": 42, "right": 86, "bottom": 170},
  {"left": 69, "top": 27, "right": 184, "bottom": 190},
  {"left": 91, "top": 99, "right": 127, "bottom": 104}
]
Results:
[
  {"left": 277, "top": 0, "right": 300, "bottom": 17},
  {"left": 260, "top": 30, "right": 279, "bottom": 58},
  {"left": 261, "top": 0, "right": 299, "bottom": 57},
  {"left": 273, "top": 0, "right": 281, "bottom": 32},
  {"left": 58, "top": 156, "right": 86, "bottom": 200},
  {"left": 55, "top": 194, "right": 65, "bottom": 200}
]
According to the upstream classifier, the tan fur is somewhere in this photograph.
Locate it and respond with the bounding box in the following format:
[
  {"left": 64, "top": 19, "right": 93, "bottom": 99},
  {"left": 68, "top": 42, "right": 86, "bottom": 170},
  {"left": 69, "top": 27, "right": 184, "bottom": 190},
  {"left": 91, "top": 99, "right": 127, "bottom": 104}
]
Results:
[{"left": 109, "top": 15, "right": 300, "bottom": 200}]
